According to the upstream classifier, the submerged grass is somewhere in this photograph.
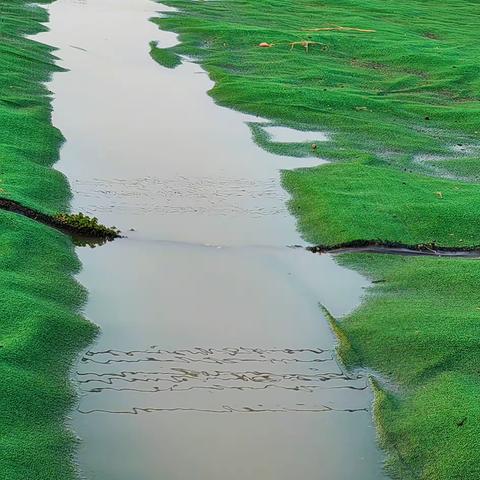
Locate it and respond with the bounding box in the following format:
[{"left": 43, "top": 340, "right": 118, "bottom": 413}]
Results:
[
  {"left": 155, "top": 0, "right": 480, "bottom": 478},
  {"left": 0, "top": 1, "right": 96, "bottom": 479}
]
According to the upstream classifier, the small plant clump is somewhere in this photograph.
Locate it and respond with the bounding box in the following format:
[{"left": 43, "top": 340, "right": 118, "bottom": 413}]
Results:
[{"left": 54, "top": 212, "right": 120, "bottom": 239}]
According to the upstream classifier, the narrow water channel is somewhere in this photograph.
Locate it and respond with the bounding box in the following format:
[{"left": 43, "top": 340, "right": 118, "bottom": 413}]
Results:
[{"left": 35, "top": 1, "right": 387, "bottom": 478}]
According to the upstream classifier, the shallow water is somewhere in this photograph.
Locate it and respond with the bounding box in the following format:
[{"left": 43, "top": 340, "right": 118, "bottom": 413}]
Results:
[
  {"left": 34, "top": 0, "right": 387, "bottom": 478},
  {"left": 263, "top": 126, "right": 330, "bottom": 144}
]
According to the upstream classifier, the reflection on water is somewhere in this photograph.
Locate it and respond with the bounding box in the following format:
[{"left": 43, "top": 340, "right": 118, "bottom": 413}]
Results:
[
  {"left": 33, "top": 0, "right": 388, "bottom": 478},
  {"left": 77, "top": 346, "right": 368, "bottom": 415}
]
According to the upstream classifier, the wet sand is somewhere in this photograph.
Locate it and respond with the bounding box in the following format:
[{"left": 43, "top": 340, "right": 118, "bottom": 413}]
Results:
[{"left": 34, "top": 0, "right": 387, "bottom": 478}]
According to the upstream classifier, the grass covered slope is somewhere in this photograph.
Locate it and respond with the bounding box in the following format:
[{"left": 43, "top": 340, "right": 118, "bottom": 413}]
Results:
[
  {"left": 0, "top": 218, "right": 95, "bottom": 480},
  {"left": 0, "top": 2, "right": 96, "bottom": 479},
  {"left": 155, "top": 1, "right": 480, "bottom": 478},
  {"left": 335, "top": 254, "right": 480, "bottom": 479},
  {"left": 0, "top": 1, "right": 71, "bottom": 213},
  {"left": 284, "top": 162, "right": 480, "bottom": 247}
]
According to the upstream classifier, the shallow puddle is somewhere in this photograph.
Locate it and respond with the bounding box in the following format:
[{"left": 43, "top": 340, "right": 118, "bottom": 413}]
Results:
[
  {"left": 263, "top": 126, "right": 330, "bottom": 144},
  {"left": 34, "top": 0, "right": 387, "bottom": 478}
]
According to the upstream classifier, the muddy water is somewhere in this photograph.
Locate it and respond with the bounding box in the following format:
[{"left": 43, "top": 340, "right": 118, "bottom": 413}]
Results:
[{"left": 35, "top": 0, "right": 386, "bottom": 478}]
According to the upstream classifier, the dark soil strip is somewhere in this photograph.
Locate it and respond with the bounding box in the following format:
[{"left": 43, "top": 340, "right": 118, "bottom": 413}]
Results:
[
  {"left": 306, "top": 240, "right": 480, "bottom": 258},
  {"left": 0, "top": 197, "right": 120, "bottom": 245}
]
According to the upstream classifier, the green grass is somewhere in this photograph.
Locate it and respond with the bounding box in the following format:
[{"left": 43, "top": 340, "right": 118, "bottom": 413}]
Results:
[
  {"left": 155, "top": 0, "right": 480, "bottom": 173},
  {"left": 0, "top": 2, "right": 97, "bottom": 479},
  {"left": 336, "top": 254, "right": 480, "bottom": 479},
  {"left": 154, "top": 1, "right": 480, "bottom": 478},
  {"left": 283, "top": 161, "right": 480, "bottom": 247},
  {"left": 149, "top": 41, "right": 182, "bottom": 69}
]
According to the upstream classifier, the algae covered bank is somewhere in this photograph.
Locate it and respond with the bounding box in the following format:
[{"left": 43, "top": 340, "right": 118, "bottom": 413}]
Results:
[{"left": 0, "top": 2, "right": 96, "bottom": 479}]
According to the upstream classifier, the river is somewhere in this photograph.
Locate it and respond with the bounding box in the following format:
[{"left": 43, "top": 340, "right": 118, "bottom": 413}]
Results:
[{"left": 34, "top": 0, "right": 387, "bottom": 478}]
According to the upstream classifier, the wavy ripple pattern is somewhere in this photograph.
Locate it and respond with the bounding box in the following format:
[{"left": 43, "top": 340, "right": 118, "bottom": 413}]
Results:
[
  {"left": 75, "top": 347, "right": 372, "bottom": 415},
  {"left": 71, "top": 176, "right": 288, "bottom": 216}
]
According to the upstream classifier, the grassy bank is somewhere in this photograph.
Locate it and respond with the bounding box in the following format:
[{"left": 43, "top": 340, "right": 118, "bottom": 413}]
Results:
[
  {"left": 336, "top": 253, "right": 480, "bottom": 479},
  {"left": 155, "top": 1, "right": 480, "bottom": 478},
  {"left": 0, "top": 2, "right": 96, "bottom": 479}
]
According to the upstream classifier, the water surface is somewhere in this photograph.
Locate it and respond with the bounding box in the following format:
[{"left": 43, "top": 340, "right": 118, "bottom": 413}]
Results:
[
  {"left": 263, "top": 126, "right": 330, "bottom": 144},
  {"left": 35, "top": 1, "right": 387, "bottom": 478}
]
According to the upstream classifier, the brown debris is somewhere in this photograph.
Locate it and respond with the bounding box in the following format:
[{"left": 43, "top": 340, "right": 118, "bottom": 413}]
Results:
[{"left": 290, "top": 40, "right": 319, "bottom": 52}]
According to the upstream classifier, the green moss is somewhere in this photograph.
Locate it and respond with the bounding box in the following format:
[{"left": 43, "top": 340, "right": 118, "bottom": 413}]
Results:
[
  {"left": 283, "top": 162, "right": 480, "bottom": 247},
  {"left": 149, "top": 41, "right": 182, "bottom": 69},
  {"left": 154, "top": 0, "right": 480, "bottom": 478},
  {"left": 0, "top": 1, "right": 97, "bottom": 478},
  {"left": 430, "top": 157, "right": 480, "bottom": 181},
  {"left": 372, "top": 373, "right": 480, "bottom": 480},
  {"left": 55, "top": 212, "right": 120, "bottom": 238},
  {"left": 338, "top": 254, "right": 480, "bottom": 478},
  {"left": 0, "top": 215, "right": 97, "bottom": 480}
]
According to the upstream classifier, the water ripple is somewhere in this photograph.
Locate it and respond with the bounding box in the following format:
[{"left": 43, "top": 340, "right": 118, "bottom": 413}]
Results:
[{"left": 75, "top": 345, "right": 371, "bottom": 415}]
